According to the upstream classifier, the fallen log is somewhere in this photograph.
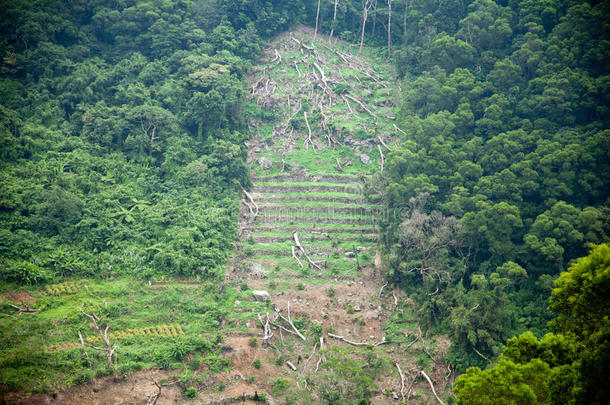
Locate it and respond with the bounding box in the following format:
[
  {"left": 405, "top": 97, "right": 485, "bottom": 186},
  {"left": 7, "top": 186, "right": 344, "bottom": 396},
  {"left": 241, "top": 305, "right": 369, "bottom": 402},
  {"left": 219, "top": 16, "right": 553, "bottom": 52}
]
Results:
[
  {"left": 345, "top": 94, "right": 377, "bottom": 118},
  {"left": 395, "top": 362, "right": 406, "bottom": 402},
  {"left": 9, "top": 304, "right": 38, "bottom": 314},
  {"left": 327, "top": 332, "right": 385, "bottom": 347},
  {"left": 377, "top": 135, "right": 391, "bottom": 151},
  {"left": 393, "top": 123, "right": 407, "bottom": 136},
  {"left": 286, "top": 361, "right": 297, "bottom": 371},
  {"left": 421, "top": 370, "right": 446, "bottom": 405}
]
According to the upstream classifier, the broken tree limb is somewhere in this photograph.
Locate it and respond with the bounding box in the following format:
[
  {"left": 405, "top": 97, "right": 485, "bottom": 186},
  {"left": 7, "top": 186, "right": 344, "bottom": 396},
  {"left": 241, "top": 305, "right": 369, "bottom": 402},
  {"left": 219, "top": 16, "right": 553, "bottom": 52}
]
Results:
[
  {"left": 473, "top": 347, "right": 489, "bottom": 361},
  {"left": 293, "top": 232, "right": 322, "bottom": 270},
  {"left": 345, "top": 94, "right": 377, "bottom": 118},
  {"left": 243, "top": 189, "right": 259, "bottom": 219},
  {"left": 315, "top": 355, "right": 324, "bottom": 372},
  {"left": 303, "top": 111, "right": 315, "bottom": 152},
  {"left": 393, "top": 123, "right": 407, "bottom": 136},
  {"left": 395, "top": 362, "right": 406, "bottom": 403},
  {"left": 147, "top": 381, "right": 162, "bottom": 405},
  {"left": 291, "top": 245, "right": 304, "bottom": 267},
  {"left": 272, "top": 49, "right": 282, "bottom": 64},
  {"left": 277, "top": 301, "right": 306, "bottom": 341},
  {"left": 342, "top": 95, "right": 354, "bottom": 114},
  {"left": 8, "top": 303, "right": 38, "bottom": 314},
  {"left": 286, "top": 361, "right": 297, "bottom": 371},
  {"left": 327, "top": 333, "right": 383, "bottom": 347},
  {"left": 392, "top": 291, "right": 398, "bottom": 306},
  {"left": 258, "top": 313, "right": 273, "bottom": 343},
  {"left": 294, "top": 61, "right": 303, "bottom": 77},
  {"left": 421, "top": 370, "right": 446, "bottom": 405},
  {"left": 377, "top": 144, "right": 385, "bottom": 172},
  {"left": 377, "top": 135, "right": 391, "bottom": 151},
  {"left": 378, "top": 282, "right": 388, "bottom": 298}
]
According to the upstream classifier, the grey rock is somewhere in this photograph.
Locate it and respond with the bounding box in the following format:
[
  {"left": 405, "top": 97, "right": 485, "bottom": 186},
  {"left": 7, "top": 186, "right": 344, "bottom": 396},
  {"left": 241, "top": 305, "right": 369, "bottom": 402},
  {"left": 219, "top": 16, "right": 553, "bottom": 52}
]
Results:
[
  {"left": 345, "top": 251, "right": 356, "bottom": 258},
  {"left": 252, "top": 290, "right": 270, "bottom": 302},
  {"left": 359, "top": 153, "right": 371, "bottom": 164},
  {"left": 354, "top": 305, "right": 361, "bottom": 312},
  {"left": 258, "top": 156, "right": 272, "bottom": 169}
]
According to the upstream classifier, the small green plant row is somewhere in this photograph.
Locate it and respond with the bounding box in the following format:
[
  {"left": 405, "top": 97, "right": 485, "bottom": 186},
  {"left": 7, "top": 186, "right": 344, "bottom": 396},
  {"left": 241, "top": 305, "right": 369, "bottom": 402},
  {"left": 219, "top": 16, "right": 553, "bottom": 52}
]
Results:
[
  {"left": 84, "top": 324, "right": 185, "bottom": 345},
  {"left": 45, "top": 281, "right": 81, "bottom": 295}
]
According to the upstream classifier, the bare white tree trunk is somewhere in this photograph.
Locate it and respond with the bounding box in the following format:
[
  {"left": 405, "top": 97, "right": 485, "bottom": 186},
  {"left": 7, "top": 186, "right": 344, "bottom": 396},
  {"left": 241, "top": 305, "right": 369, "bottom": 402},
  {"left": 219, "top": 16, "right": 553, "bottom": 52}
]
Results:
[
  {"left": 329, "top": 0, "right": 339, "bottom": 43},
  {"left": 314, "top": 0, "right": 321, "bottom": 39},
  {"left": 359, "top": 0, "right": 374, "bottom": 54}
]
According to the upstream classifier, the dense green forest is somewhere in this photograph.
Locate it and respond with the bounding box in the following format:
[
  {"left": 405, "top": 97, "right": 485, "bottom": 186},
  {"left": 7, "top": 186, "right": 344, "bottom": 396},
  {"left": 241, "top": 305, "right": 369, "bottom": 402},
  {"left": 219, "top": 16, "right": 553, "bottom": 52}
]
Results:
[{"left": 0, "top": 0, "right": 608, "bottom": 402}]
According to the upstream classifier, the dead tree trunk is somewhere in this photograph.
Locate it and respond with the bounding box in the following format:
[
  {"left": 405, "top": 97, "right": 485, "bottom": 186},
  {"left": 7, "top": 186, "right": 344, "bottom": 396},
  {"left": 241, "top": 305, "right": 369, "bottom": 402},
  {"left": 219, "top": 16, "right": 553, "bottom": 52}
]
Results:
[
  {"left": 78, "top": 307, "right": 118, "bottom": 378},
  {"left": 359, "top": 0, "right": 374, "bottom": 54},
  {"left": 329, "top": 0, "right": 339, "bottom": 43},
  {"left": 314, "top": 0, "right": 322, "bottom": 39}
]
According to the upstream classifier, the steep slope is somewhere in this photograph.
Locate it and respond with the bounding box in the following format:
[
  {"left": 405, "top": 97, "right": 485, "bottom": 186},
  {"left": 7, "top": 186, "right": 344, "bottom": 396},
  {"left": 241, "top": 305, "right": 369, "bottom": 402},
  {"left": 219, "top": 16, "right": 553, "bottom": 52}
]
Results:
[{"left": 219, "top": 27, "right": 453, "bottom": 404}]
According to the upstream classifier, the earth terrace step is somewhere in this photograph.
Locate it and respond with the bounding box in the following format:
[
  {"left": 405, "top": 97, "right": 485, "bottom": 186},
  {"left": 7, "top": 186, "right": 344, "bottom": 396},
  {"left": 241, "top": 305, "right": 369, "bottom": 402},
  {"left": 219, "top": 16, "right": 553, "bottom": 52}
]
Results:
[
  {"left": 250, "top": 234, "right": 378, "bottom": 243},
  {"left": 252, "top": 173, "right": 366, "bottom": 185},
  {"left": 254, "top": 214, "right": 376, "bottom": 225},
  {"left": 250, "top": 195, "right": 367, "bottom": 204},
  {"left": 258, "top": 204, "right": 378, "bottom": 216},
  {"left": 251, "top": 184, "right": 363, "bottom": 194},
  {"left": 242, "top": 225, "right": 377, "bottom": 234},
  {"left": 252, "top": 247, "right": 337, "bottom": 256}
]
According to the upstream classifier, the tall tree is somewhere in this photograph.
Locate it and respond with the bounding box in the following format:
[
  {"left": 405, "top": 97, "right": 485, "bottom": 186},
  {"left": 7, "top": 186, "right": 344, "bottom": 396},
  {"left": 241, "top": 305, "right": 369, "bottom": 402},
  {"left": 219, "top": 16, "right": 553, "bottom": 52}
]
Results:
[
  {"left": 329, "top": 0, "right": 339, "bottom": 43},
  {"left": 359, "top": 0, "right": 375, "bottom": 54},
  {"left": 314, "top": 0, "right": 321, "bottom": 39}
]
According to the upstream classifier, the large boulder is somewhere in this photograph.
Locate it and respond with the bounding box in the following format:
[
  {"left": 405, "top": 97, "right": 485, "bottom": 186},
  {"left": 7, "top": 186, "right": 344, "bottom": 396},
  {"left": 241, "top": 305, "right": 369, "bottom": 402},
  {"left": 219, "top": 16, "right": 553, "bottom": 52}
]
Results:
[{"left": 252, "top": 290, "right": 270, "bottom": 302}]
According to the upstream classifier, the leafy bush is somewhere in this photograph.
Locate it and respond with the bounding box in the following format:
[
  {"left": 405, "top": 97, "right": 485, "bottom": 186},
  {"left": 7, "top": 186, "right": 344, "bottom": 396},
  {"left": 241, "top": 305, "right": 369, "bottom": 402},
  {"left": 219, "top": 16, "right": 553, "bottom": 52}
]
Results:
[
  {"left": 252, "top": 359, "right": 262, "bottom": 369},
  {"left": 271, "top": 378, "right": 292, "bottom": 396},
  {"left": 2, "top": 261, "right": 50, "bottom": 285},
  {"left": 184, "top": 386, "right": 197, "bottom": 399},
  {"left": 248, "top": 337, "right": 257, "bottom": 347}
]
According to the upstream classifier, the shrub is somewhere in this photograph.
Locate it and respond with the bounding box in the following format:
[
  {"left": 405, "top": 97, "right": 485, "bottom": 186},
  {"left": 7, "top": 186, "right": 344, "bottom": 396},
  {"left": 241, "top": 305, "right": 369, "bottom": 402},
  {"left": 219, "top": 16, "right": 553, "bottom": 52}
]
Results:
[
  {"left": 296, "top": 282, "right": 305, "bottom": 291},
  {"left": 248, "top": 337, "right": 258, "bottom": 347},
  {"left": 346, "top": 305, "right": 355, "bottom": 314},
  {"left": 271, "top": 378, "right": 292, "bottom": 396},
  {"left": 184, "top": 386, "right": 197, "bottom": 399},
  {"left": 247, "top": 375, "right": 255, "bottom": 384},
  {"left": 2, "top": 260, "right": 50, "bottom": 285},
  {"left": 188, "top": 358, "right": 200, "bottom": 371},
  {"left": 252, "top": 359, "right": 262, "bottom": 369},
  {"left": 326, "top": 287, "right": 336, "bottom": 297},
  {"left": 275, "top": 355, "right": 285, "bottom": 366}
]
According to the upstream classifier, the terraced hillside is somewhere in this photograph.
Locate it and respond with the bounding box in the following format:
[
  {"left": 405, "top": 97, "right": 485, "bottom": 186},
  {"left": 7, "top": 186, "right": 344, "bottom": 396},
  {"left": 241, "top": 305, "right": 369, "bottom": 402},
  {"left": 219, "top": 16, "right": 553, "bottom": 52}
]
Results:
[{"left": 219, "top": 27, "right": 454, "bottom": 404}]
